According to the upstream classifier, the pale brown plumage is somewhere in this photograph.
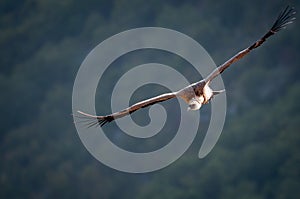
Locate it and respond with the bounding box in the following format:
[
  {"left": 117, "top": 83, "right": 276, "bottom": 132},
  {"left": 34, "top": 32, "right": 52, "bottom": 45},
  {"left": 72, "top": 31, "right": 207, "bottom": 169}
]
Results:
[{"left": 75, "top": 6, "right": 295, "bottom": 127}]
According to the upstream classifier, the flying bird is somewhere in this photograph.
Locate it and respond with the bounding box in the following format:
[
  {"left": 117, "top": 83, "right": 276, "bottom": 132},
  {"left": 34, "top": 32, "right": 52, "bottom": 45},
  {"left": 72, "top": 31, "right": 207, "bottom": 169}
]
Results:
[{"left": 76, "top": 6, "right": 296, "bottom": 127}]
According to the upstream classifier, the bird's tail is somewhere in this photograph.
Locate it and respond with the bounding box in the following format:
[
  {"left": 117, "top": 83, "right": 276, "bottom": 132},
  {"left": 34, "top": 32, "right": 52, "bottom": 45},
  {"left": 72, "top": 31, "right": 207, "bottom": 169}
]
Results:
[{"left": 213, "top": 89, "right": 225, "bottom": 96}]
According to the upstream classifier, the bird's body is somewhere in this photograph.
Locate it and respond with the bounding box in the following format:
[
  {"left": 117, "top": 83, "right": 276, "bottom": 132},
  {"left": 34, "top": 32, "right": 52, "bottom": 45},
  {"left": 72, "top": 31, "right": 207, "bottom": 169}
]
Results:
[
  {"left": 176, "top": 81, "right": 215, "bottom": 110},
  {"left": 76, "top": 6, "right": 296, "bottom": 127}
]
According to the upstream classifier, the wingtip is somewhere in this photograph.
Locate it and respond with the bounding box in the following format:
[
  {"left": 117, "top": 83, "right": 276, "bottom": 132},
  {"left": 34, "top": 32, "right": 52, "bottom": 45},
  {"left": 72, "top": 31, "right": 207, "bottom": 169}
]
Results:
[
  {"left": 76, "top": 110, "right": 99, "bottom": 118},
  {"left": 74, "top": 110, "right": 114, "bottom": 128},
  {"left": 271, "top": 5, "right": 296, "bottom": 32}
]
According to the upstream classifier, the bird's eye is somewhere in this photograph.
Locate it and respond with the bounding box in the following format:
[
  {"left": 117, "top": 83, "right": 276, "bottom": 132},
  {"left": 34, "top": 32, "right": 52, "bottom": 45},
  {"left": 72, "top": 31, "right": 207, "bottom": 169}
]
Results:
[{"left": 189, "top": 104, "right": 195, "bottom": 109}]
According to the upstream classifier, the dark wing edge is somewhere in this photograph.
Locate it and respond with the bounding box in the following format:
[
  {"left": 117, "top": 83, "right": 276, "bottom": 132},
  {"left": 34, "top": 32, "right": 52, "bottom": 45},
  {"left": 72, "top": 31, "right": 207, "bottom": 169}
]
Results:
[
  {"left": 74, "top": 92, "right": 177, "bottom": 127},
  {"left": 73, "top": 111, "right": 113, "bottom": 127},
  {"left": 205, "top": 5, "right": 296, "bottom": 83}
]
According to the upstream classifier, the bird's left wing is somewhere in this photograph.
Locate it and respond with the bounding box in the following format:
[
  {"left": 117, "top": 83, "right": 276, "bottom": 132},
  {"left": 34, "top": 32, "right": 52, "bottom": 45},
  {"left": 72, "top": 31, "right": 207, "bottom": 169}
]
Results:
[
  {"left": 75, "top": 92, "right": 177, "bottom": 127},
  {"left": 205, "top": 6, "right": 296, "bottom": 83}
]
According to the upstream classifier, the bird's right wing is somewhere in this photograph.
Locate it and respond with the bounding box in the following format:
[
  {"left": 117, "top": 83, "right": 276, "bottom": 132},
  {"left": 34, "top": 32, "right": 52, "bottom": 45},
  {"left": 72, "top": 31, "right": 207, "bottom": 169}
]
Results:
[
  {"left": 75, "top": 92, "right": 177, "bottom": 127},
  {"left": 205, "top": 6, "right": 296, "bottom": 83}
]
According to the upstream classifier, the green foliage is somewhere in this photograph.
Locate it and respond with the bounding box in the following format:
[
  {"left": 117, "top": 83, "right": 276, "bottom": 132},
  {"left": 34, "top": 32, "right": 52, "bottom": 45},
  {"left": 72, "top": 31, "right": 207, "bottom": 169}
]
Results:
[{"left": 0, "top": 0, "right": 299, "bottom": 198}]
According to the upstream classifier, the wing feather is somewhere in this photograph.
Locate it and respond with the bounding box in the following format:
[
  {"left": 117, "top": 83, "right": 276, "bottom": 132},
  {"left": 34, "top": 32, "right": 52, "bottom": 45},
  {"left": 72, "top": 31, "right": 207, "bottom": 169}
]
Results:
[
  {"left": 205, "top": 6, "right": 296, "bottom": 83},
  {"left": 75, "top": 92, "right": 177, "bottom": 127}
]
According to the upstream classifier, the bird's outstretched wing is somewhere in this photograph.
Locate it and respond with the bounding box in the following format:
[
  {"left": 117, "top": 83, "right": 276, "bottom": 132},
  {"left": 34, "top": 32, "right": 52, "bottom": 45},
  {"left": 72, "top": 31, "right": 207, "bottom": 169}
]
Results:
[
  {"left": 205, "top": 6, "right": 296, "bottom": 83},
  {"left": 75, "top": 92, "right": 176, "bottom": 127}
]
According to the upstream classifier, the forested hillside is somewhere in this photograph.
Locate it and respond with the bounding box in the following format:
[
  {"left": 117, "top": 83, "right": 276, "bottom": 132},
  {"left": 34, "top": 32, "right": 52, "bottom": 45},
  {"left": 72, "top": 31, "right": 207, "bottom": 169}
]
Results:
[{"left": 1, "top": 0, "right": 299, "bottom": 198}]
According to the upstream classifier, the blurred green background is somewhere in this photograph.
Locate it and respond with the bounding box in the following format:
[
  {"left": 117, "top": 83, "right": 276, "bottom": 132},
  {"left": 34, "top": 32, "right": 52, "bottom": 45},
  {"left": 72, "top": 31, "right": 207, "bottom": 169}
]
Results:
[{"left": 1, "top": 0, "right": 299, "bottom": 198}]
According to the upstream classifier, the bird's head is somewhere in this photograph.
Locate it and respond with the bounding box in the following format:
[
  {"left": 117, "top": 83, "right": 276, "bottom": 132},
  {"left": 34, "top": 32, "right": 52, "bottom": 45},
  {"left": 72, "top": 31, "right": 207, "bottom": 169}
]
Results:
[{"left": 187, "top": 100, "right": 202, "bottom": 111}]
